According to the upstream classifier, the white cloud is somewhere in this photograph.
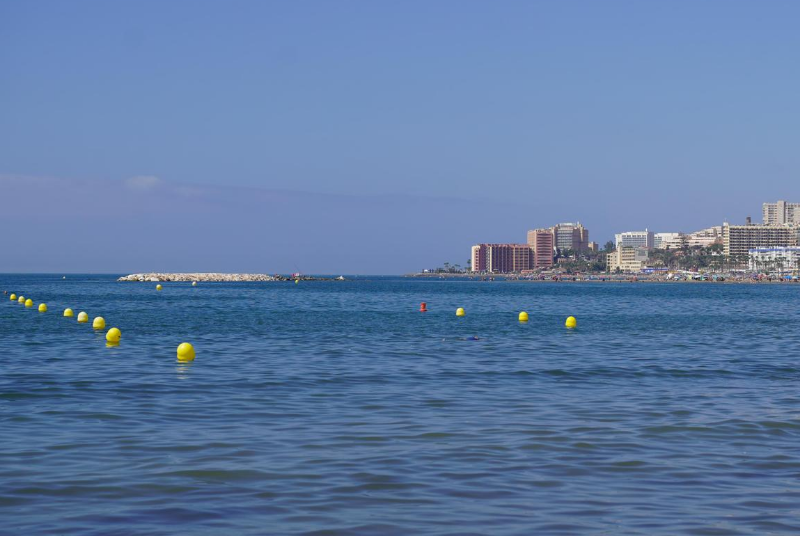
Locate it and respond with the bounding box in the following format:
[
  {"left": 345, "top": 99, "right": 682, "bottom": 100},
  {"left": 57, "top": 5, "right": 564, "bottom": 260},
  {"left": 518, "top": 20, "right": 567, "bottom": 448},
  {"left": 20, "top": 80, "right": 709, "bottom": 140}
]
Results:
[{"left": 125, "top": 175, "right": 162, "bottom": 191}]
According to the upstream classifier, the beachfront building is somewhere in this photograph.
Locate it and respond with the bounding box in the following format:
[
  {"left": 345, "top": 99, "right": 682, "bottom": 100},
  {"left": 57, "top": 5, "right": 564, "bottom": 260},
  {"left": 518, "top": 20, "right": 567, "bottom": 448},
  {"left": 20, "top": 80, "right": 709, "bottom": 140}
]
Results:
[
  {"left": 685, "top": 226, "right": 723, "bottom": 248},
  {"left": 763, "top": 201, "right": 800, "bottom": 225},
  {"left": 527, "top": 229, "right": 555, "bottom": 269},
  {"left": 749, "top": 247, "right": 800, "bottom": 273},
  {"left": 551, "top": 222, "right": 590, "bottom": 253},
  {"left": 606, "top": 247, "right": 649, "bottom": 272},
  {"left": 615, "top": 230, "right": 655, "bottom": 250},
  {"left": 654, "top": 232, "right": 685, "bottom": 250},
  {"left": 470, "top": 243, "right": 533, "bottom": 273},
  {"left": 722, "top": 223, "right": 799, "bottom": 258},
  {"left": 470, "top": 245, "right": 486, "bottom": 272}
]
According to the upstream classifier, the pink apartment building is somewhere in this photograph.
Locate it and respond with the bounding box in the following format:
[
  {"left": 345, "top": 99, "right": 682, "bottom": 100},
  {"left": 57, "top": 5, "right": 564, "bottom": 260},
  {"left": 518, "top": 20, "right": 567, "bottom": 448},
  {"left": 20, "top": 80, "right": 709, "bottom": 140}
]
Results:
[
  {"left": 527, "top": 229, "right": 555, "bottom": 269},
  {"left": 470, "top": 244, "right": 533, "bottom": 273},
  {"left": 470, "top": 234, "right": 555, "bottom": 273}
]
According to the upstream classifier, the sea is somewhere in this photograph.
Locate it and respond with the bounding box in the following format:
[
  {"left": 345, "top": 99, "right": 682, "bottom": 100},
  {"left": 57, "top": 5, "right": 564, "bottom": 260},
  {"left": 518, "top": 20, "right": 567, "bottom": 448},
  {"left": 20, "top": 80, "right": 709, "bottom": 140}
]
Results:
[{"left": 2, "top": 274, "right": 800, "bottom": 535}]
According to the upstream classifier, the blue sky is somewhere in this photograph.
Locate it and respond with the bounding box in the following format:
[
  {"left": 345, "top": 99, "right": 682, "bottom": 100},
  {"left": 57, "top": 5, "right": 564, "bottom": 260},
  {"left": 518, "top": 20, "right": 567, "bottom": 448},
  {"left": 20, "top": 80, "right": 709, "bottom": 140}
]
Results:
[{"left": 1, "top": 1, "right": 798, "bottom": 273}]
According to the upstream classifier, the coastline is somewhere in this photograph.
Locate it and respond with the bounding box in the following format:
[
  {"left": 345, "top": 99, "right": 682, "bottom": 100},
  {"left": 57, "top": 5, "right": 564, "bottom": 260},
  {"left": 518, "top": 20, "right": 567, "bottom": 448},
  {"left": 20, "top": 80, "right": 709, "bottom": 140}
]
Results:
[
  {"left": 113, "top": 272, "right": 798, "bottom": 284},
  {"left": 405, "top": 273, "right": 799, "bottom": 284}
]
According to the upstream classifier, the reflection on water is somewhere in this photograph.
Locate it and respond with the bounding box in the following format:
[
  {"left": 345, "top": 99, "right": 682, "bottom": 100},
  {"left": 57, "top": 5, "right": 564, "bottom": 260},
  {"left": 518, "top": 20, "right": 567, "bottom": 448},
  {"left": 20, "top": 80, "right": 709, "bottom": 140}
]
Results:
[{"left": 175, "top": 362, "right": 193, "bottom": 380}]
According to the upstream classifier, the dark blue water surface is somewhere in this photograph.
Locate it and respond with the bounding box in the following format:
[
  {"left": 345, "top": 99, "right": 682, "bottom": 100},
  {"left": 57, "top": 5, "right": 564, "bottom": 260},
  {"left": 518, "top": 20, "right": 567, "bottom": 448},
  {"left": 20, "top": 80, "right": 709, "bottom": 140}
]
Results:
[{"left": 2, "top": 275, "right": 800, "bottom": 535}]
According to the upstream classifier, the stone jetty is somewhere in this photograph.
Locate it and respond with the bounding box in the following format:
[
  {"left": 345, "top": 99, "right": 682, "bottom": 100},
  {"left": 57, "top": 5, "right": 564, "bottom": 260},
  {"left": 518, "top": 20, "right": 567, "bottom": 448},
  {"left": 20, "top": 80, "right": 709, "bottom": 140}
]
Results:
[{"left": 118, "top": 273, "right": 279, "bottom": 282}]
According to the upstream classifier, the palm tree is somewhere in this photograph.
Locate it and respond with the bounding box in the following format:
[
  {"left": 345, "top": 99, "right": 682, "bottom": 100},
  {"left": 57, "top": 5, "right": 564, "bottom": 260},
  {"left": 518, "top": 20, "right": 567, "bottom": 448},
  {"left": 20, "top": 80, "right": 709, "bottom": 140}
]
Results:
[{"left": 776, "top": 257, "right": 785, "bottom": 275}]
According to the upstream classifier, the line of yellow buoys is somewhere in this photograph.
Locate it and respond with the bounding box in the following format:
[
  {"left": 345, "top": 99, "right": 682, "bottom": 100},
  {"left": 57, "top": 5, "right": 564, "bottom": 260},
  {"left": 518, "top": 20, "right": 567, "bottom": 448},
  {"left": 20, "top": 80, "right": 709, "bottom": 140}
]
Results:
[
  {"left": 5, "top": 285, "right": 195, "bottom": 360},
  {"left": 6, "top": 282, "right": 577, "bottom": 362},
  {"left": 450, "top": 305, "right": 578, "bottom": 329}
]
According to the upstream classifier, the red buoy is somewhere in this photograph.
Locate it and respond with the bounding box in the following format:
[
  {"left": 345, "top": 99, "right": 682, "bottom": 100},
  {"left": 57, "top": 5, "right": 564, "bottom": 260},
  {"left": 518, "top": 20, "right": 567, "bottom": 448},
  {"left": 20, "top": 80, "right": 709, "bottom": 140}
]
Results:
[{"left": 419, "top": 302, "right": 427, "bottom": 312}]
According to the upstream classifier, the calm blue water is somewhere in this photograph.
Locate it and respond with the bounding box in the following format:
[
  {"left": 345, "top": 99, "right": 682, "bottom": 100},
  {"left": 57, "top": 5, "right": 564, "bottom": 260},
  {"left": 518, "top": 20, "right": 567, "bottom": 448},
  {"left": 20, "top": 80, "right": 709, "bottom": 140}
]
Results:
[{"left": 2, "top": 275, "right": 800, "bottom": 535}]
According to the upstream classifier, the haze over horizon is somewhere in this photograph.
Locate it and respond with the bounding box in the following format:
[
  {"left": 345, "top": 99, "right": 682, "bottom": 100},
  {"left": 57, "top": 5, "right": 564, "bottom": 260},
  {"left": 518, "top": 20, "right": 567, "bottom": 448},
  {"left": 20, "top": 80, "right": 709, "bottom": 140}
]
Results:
[{"left": 2, "top": 1, "right": 798, "bottom": 274}]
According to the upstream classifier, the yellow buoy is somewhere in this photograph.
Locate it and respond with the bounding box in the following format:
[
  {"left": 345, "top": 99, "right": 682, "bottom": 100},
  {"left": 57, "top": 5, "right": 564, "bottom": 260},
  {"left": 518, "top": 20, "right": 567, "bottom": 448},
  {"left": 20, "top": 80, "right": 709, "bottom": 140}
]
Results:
[
  {"left": 93, "top": 317, "right": 106, "bottom": 330},
  {"left": 25, "top": 299, "right": 33, "bottom": 308},
  {"left": 456, "top": 307, "right": 465, "bottom": 317},
  {"left": 156, "top": 284, "right": 163, "bottom": 291},
  {"left": 295, "top": 279, "right": 299, "bottom": 284},
  {"left": 106, "top": 327, "right": 121, "bottom": 344},
  {"left": 38, "top": 303, "right": 47, "bottom": 313},
  {"left": 77, "top": 311, "right": 89, "bottom": 323},
  {"left": 177, "top": 342, "right": 196, "bottom": 362},
  {"left": 565, "top": 316, "right": 577, "bottom": 329},
  {"left": 18, "top": 296, "right": 25, "bottom": 303},
  {"left": 64, "top": 308, "right": 74, "bottom": 317},
  {"left": 9, "top": 293, "right": 16, "bottom": 301},
  {"left": 192, "top": 281, "right": 197, "bottom": 287},
  {"left": 519, "top": 311, "right": 529, "bottom": 322}
]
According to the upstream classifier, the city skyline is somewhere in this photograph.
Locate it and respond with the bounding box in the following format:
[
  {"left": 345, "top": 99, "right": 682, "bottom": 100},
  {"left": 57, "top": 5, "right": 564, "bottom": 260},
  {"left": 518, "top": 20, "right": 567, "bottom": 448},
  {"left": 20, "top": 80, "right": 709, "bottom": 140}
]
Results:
[{"left": 467, "top": 199, "right": 800, "bottom": 274}]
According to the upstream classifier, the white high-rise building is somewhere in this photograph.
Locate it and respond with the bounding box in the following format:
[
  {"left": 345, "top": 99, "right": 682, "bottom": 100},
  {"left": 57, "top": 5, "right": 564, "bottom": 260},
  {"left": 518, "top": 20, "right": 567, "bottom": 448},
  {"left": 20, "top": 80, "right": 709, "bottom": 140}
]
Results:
[
  {"left": 723, "top": 223, "right": 799, "bottom": 257},
  {"left": 763, "top": 201, "right": 800, "bottom": 225},
  {"left": 654, "top": 232, "right": 685, "bottom": 250},
  {"left": 550, "top": 222, "right": 590, "bottom": 252},
  {"left": 615, "top": 229, "right": 655, "bottom": 250}
]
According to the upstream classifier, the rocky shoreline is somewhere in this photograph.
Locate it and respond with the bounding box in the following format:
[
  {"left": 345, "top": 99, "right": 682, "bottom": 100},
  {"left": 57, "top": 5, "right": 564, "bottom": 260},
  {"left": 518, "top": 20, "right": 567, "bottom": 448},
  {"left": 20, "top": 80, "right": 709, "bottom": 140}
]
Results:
[{"left": 118, "top": 273, "right": 278, "bottom": 282}]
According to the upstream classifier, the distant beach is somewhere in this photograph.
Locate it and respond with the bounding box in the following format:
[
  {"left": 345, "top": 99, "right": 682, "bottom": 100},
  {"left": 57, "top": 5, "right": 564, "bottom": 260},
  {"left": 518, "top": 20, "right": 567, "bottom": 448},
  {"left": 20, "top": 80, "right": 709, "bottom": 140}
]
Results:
[{"left": 406, "top": 272, "right": 800, "bottom": 283}]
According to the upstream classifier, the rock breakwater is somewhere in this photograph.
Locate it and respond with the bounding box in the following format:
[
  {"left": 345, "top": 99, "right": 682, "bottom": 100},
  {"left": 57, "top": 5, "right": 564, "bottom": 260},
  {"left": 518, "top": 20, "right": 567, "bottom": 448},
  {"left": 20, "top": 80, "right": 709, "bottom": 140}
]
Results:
[{"left": 118, "top": 273, "right": 278, "bottom": 282}]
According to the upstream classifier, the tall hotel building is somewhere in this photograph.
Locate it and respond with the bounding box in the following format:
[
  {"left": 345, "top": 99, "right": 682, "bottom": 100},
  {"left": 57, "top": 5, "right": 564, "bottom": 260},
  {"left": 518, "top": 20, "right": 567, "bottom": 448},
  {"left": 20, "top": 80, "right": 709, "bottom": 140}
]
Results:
[
  {"left": 527, "top": 229, "right": 555, "bottom": 269},
  {"left": 551, "top": 222, "right": 590, "bottom": 252},
  {"left": 615, "top": 230, "right": 655, "bottom": 250},
  {"left": 763, "top": 201, "right": 800, "bottom": 225},
  {"left": 470, "top": 244, "right": 533, "bottom": 273},
  {"left": 653, "top": 232, "right": 685, "bottom": 250},
  {"left": 722, "top": 222, "right": 799, "bottom": 258}
]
